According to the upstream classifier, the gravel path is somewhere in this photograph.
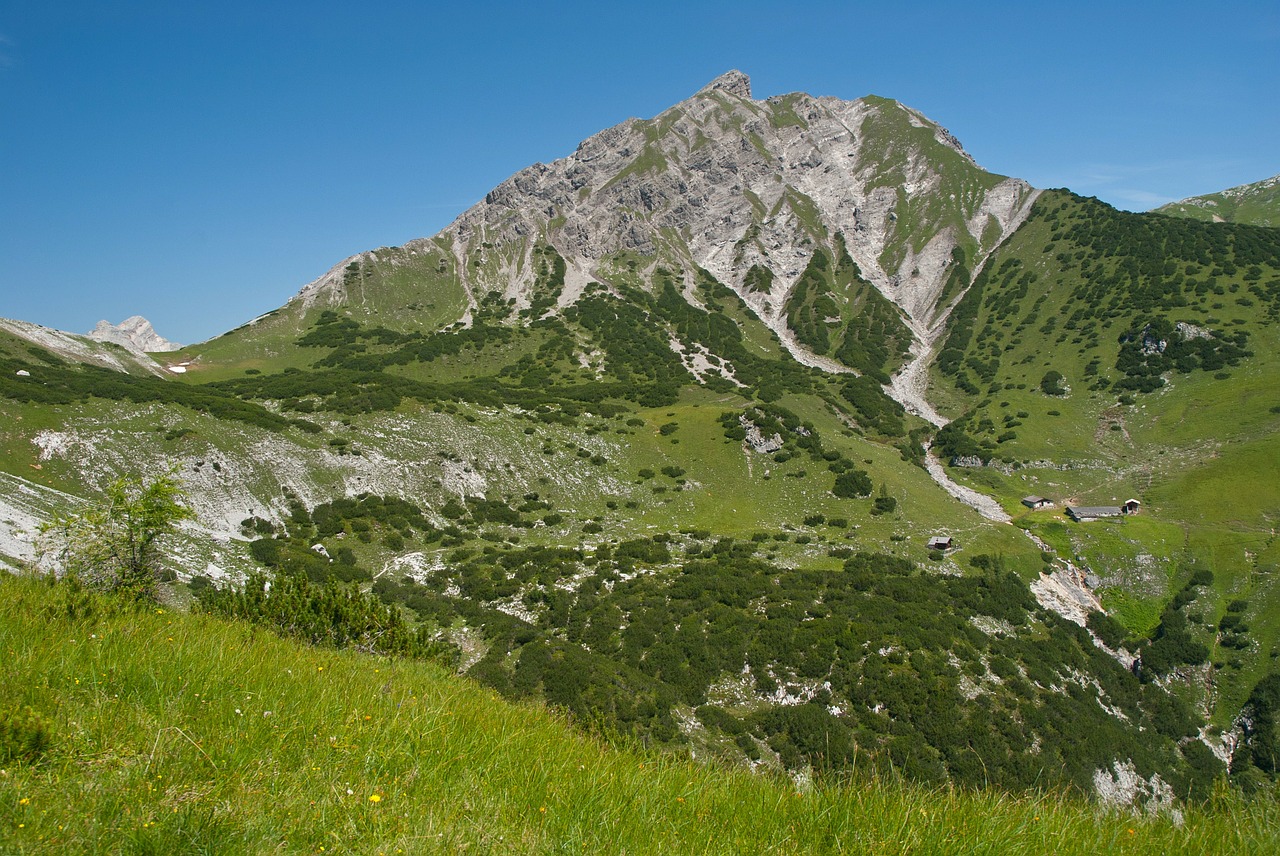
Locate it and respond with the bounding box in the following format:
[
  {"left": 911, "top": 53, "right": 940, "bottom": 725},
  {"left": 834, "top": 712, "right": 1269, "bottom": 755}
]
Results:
[{"left": 922, "top": 445, "right": 1011, "bottom": 523}]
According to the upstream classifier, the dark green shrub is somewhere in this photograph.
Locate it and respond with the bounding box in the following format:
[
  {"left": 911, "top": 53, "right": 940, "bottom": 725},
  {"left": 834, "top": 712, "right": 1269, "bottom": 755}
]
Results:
[
  {"left": 832, "top": 469, "right": 872, "bottom": 498},
  {"left": 871, "top": 484, "right": 897, "bottom": 515},
  {"left": 0, "top": 704, "right": 52, "bottom": 762},
  {"left": 1086, "top": 610, "right": 1130, "bottom": 649},
  {"left": 1040, "top": 370, "right": 1067, "bottom": 396}
]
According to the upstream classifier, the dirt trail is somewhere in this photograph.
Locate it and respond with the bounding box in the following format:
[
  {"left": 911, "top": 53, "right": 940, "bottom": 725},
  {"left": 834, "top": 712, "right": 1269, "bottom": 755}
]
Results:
[{"left": 888, "top": 334, "right": 947, "bottom": 427}]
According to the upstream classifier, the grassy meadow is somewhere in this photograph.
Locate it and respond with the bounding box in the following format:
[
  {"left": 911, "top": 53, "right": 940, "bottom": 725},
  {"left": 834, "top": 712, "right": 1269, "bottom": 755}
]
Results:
[{"left": 2, "top": 573, "right": 1278, "bottom": 855}]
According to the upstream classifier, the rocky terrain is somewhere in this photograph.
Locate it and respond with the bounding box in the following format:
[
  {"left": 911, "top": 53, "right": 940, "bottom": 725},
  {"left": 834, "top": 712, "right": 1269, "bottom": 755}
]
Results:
[
  {"left": 289, "top": 71, "right": 1037, "bottom": 370},
  {"left": 87, "top": 315, "right": 181, "bottom": 353},
  {"left": 0, "top": 317, "right": 166, "bottom": 375}
]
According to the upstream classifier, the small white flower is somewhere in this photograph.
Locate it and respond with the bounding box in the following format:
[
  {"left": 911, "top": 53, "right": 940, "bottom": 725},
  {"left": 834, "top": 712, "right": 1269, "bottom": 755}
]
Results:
[{"left": 235, "top": 709, "right": 242, "bottom": 716}]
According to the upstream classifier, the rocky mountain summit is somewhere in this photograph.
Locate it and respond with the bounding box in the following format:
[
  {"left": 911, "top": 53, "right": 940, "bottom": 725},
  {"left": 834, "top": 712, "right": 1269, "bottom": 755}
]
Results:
[
  {"left": 291, "top": 71, "right": 1038, "bottom": 360},
  {"left": 87, "top": 315, "right": 180, "bottom": 353}
]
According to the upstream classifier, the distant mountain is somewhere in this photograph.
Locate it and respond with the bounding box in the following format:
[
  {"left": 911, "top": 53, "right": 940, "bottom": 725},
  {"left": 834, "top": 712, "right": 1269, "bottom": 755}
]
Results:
[
  {"left": 87, "top": 315, "right": 181, "bottom": 353},
  {"left": 0, "top": 316, "right": 168, "bottom": 376},
  {"left": 1155, "top": 173, "right": 1280, "bottom": 227},
  {"left": 212, "top": 70, "right": 1036, "bottom": 378}
]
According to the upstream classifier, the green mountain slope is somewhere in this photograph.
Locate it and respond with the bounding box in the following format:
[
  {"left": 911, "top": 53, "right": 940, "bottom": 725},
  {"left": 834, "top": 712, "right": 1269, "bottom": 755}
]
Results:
[
  {"left": 4, "top": 74, "right": 1280, "bottom": 801},
  {"left": 0, "top": 290, "right": 1239, "bottom": 797},
  {"left": 929, "top": 189, "right": 1280, "bottom": 722},
  {"left": 168, "top": 244, "right": 469, "bottom": 380},
  {"left": 0, "top": 318, "right": 169, "bottom": 377},
  {"left": 6, "top": 574, "right": 1276, "bottom": 854},
  {"left": 1156, "top": 174, "right": 1280, "bottom": 228}
]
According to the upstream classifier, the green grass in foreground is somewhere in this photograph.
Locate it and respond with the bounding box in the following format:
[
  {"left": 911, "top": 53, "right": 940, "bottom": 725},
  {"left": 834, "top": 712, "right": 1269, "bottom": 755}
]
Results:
[{"left": 1, "top": 574, "right": 1277, "bottom": 855}]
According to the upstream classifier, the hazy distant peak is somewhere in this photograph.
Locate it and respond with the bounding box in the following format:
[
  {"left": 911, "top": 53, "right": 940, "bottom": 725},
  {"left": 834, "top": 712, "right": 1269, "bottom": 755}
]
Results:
[{"left": 87, "top": 315, "right": 181, "bottom": 353}]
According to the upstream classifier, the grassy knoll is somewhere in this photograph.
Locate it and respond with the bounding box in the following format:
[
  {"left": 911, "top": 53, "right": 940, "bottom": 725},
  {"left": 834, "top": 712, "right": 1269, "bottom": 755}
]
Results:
[
  {"left": 1, "top": 574, "right": 1276, "bottom": 855},
  {"left": 1155, "top": 176, "right": 1280, "bottom": 228},
  {"left": 170, "top": 244, "right": 468, "bottom": 382}
]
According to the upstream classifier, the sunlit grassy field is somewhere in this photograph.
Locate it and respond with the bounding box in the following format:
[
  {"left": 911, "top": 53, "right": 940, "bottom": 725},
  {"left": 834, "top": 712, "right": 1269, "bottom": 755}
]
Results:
[{"left": 2, "top": 574, "right": 1277, "bottom": 855}]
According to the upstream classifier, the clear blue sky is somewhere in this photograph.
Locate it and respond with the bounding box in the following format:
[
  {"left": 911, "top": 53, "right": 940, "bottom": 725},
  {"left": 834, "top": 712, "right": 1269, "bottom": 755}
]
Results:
[{"left": 2, "top": 1, "right": 1276, "bottom": 344}]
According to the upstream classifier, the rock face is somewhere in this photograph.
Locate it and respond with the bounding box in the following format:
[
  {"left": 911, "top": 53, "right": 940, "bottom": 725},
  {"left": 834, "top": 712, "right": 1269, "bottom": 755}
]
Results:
[
  {"left": 87, "top": 316, "right": 181, "bottom": 353},
  {"left": 292, "top": 71, "right": 1039, "bottom": 359}
]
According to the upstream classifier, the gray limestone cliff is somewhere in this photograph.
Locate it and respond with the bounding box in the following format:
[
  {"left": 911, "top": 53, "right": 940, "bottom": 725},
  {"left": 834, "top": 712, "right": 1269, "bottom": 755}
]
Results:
[
  {"left": 87, "top": 316, "right": 181, "bottom": 354},
  {"left": 442, "top": 71, "right": 1037, "bottom": 330}
]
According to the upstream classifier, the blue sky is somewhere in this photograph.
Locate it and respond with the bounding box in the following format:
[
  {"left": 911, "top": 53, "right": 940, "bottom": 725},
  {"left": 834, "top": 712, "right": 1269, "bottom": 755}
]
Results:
[{"left": 1, "top": 2, "right": 1277, "bottom": 344}]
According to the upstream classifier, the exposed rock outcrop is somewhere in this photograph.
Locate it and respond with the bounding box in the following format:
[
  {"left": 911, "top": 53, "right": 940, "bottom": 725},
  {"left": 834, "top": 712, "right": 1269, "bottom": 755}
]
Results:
[
  {"left": 87, "top": 315, "right": 180, "bottom": 353},
  {"left": 0, "top": 317, "right": 167, "bottom": 375}
]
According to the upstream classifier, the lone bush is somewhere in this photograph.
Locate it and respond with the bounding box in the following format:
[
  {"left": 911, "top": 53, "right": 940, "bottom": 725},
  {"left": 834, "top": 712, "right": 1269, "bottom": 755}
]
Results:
[
  {"left": 1040, "top": 370, "right": 1067, "bottom": 396},
  {"left": 0, "top": 704, "right": 52, "bottom": 763},
  {"left": 38, "top": 471, "right": 193, "bottom": 602}
]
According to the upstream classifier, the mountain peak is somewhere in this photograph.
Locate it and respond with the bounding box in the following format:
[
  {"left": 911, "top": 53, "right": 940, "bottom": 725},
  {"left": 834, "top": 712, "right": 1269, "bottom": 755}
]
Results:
[
  {"left": 87, "top": 315, "right": 181, "bottom": 353},
  {"left": 285, "top": 73, "right": 1039, "bottom": 364},
  {"left": 697, "top": 69, "right": 752, "bottom": 100}
]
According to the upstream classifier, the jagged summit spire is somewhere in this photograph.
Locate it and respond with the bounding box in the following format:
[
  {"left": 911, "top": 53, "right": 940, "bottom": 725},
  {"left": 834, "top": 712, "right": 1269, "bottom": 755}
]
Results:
[
  {"left": 87, "top": 315, "right": 180, "bottom": 353},
  {"left": 698, "top": 70, "right": 752, "bottom": 100}
]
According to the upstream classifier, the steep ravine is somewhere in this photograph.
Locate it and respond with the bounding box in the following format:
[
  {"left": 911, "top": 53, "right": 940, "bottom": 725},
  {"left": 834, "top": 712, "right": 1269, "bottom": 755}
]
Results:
[
  {"left": 879, "top": 271, "right": 1115, "bottom": 635},
  {"left": 921, "top": 444, "right": 1011, "bottom": 523}
]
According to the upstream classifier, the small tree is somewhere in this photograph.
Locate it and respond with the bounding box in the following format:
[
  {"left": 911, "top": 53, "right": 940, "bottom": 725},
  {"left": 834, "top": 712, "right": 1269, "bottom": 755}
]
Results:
[
  {"left": 1040, "top": 370, "right": 1067, "bottom": 396},
  {"left": 40, "top": 471, "right": 193, "bottom": 601},
  {"left": 832, "top": 468, "right": 873, "bottom": 499},
  {"left": 871, "top": 483, "right": 897, "bottom": 516}
]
